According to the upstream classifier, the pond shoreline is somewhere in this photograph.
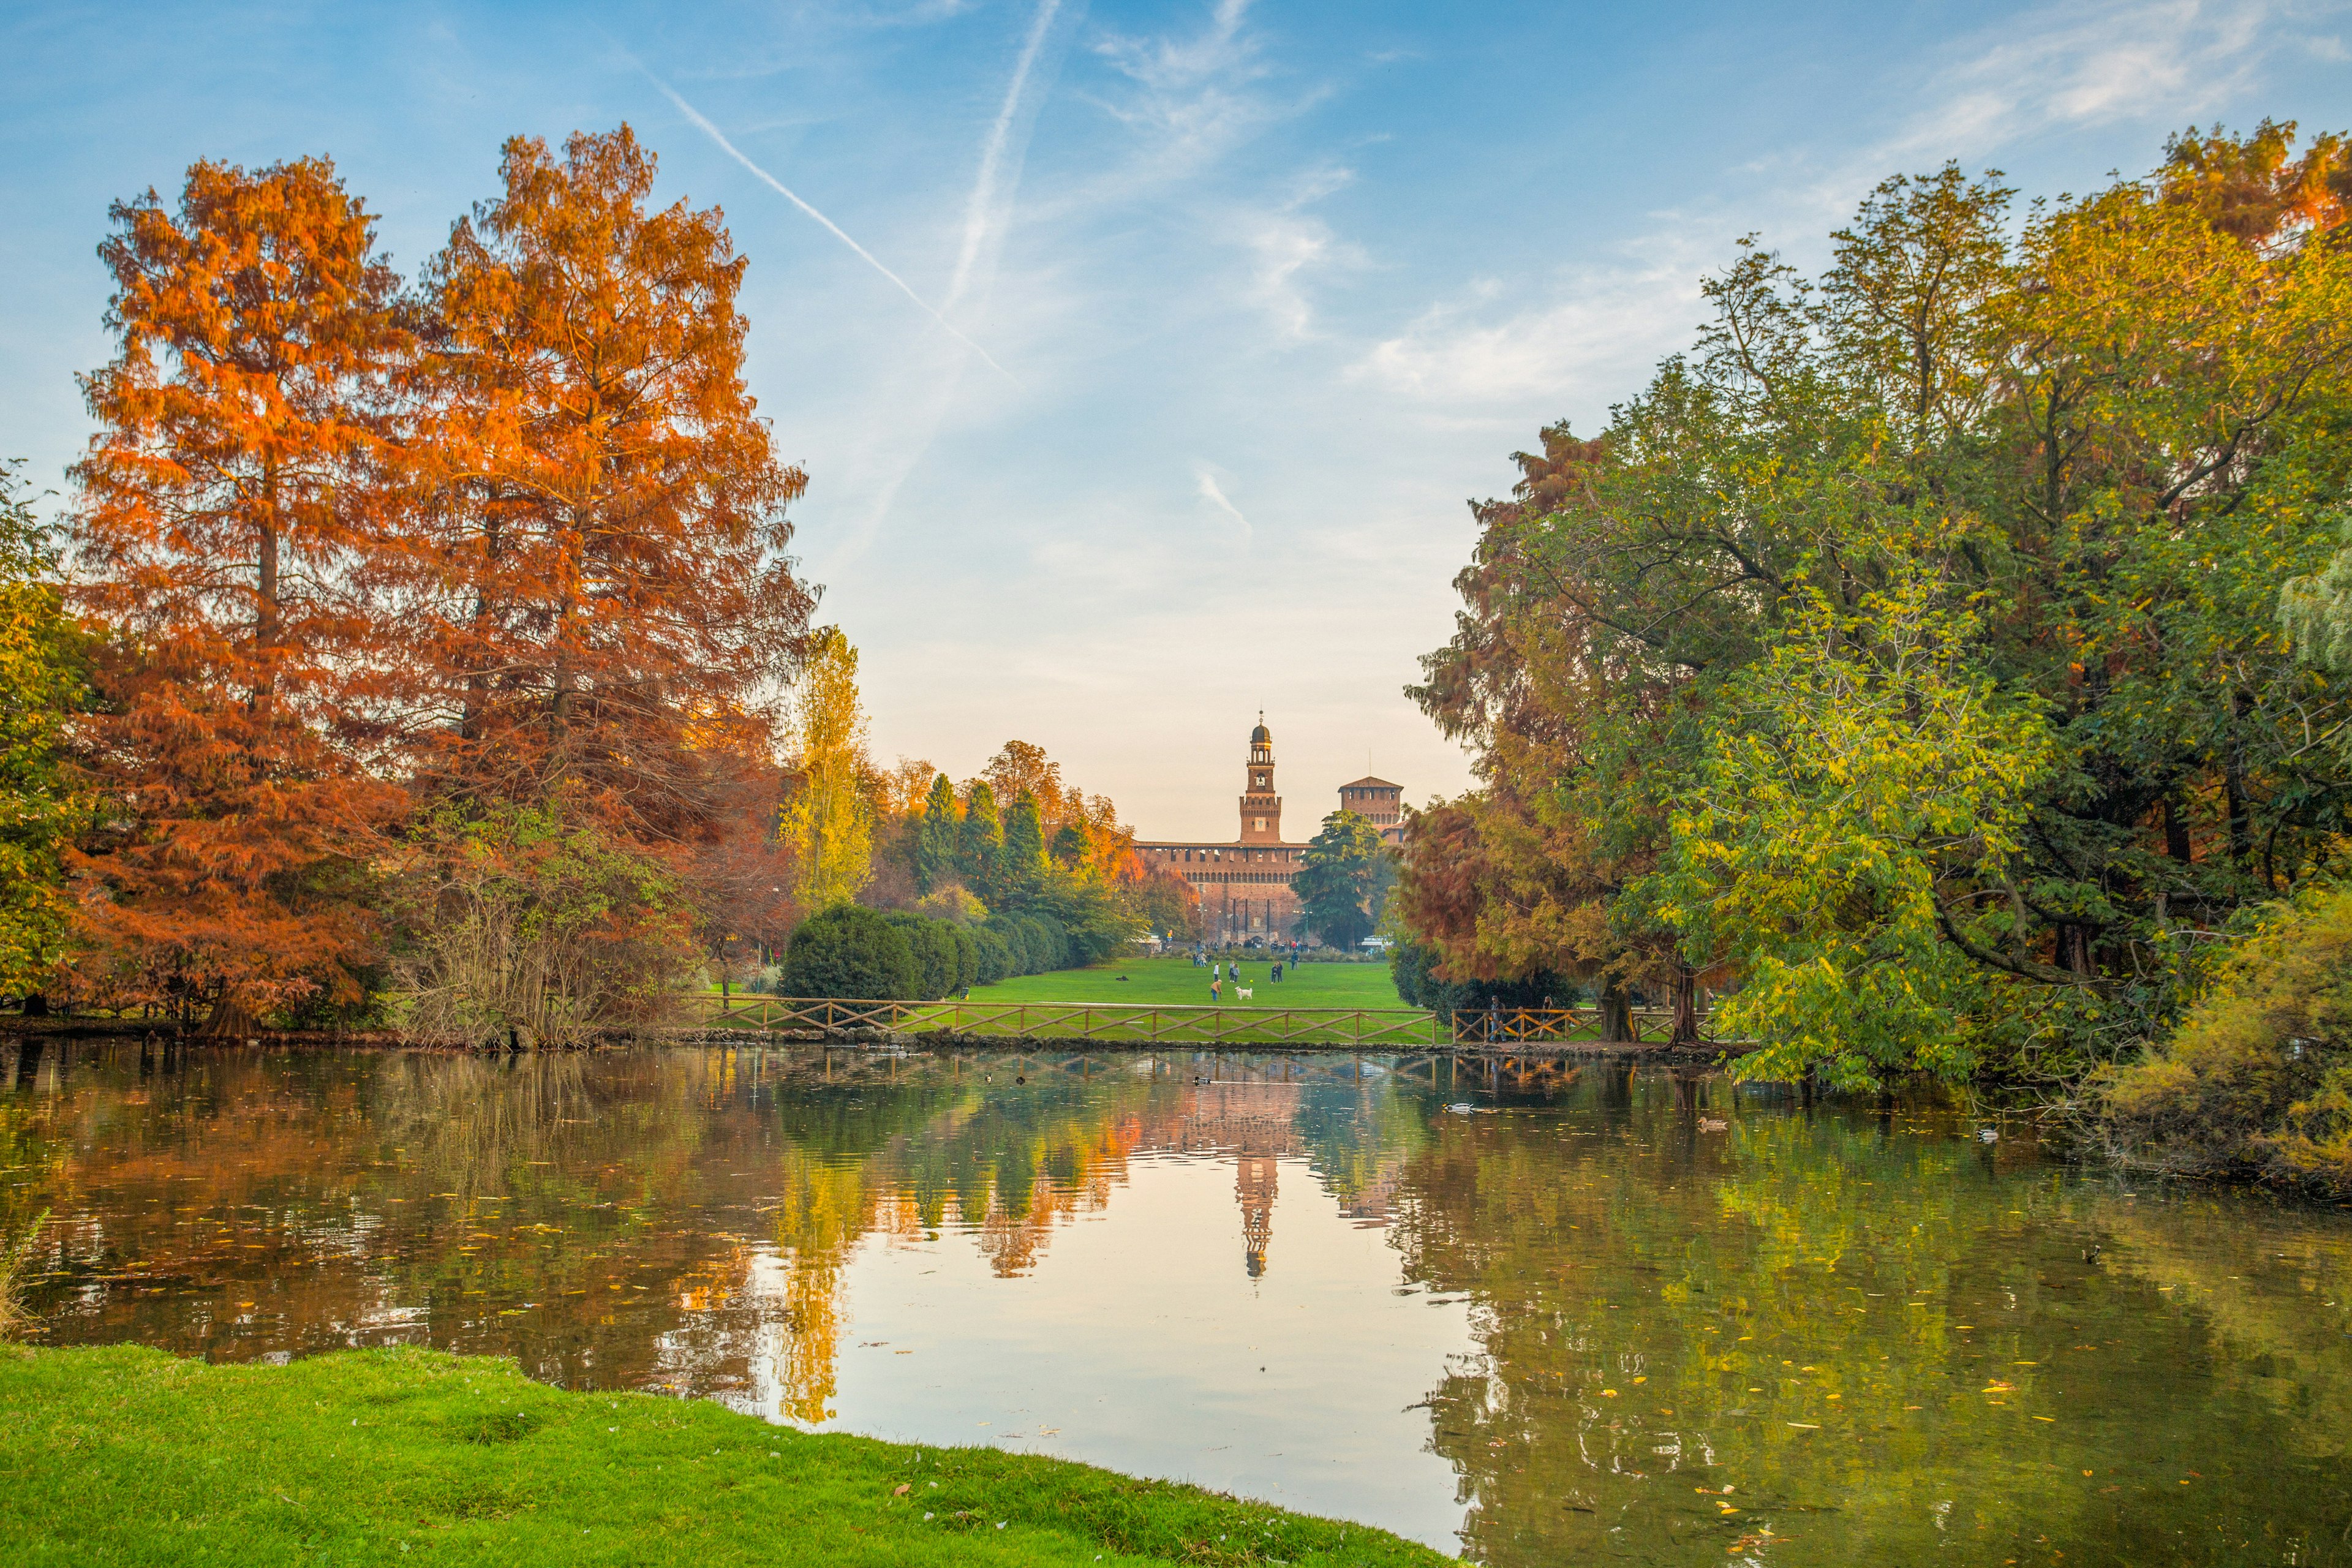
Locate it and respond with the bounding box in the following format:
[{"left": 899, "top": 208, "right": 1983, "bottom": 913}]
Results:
[{"left": 0, "top": 1016, "right": 1748, "bottom": 1064}]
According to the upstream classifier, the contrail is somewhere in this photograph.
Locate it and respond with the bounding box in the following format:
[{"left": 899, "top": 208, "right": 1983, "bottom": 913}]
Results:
[
  {"left": 652, "top": 79, "right": 1017, "bottom": 382},
  {"left": 945, "top": 0, "right": 1062, "bottom": 312}
]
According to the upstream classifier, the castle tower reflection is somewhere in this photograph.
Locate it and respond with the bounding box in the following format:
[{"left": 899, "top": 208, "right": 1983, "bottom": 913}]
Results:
[
  {"left": 1146, "top": 1076, "right": 1303, "bottom": 1277},
  {"left": 1237, "top": 1154, "right": 1278, "bottom": 1277}
]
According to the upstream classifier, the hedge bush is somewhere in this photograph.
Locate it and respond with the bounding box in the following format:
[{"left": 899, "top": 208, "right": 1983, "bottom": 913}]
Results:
[
  {"left": 778, "top": 905, "right": 922, "bottom": 1000},
  {"left": 972, "top": 926, "right": 1014, "bottom": 984},
  {"left": 884, "top": 911, "right": 960, "bottom": 1000}
]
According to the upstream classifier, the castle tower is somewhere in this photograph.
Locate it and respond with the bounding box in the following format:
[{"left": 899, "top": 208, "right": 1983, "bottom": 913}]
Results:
[{"left": 1239, "top": 714, "right": 1282, "bottom": 845}]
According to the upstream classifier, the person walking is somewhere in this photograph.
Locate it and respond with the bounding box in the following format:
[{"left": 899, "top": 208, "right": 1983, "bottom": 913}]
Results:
[{"left": 1210, "top": 977, "right": 1222, "bottom": 1004}]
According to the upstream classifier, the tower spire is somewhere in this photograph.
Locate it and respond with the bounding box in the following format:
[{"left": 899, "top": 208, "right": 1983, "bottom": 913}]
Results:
[{"left": 1240, "top": 714, "right": 1280, "bottom": 843}]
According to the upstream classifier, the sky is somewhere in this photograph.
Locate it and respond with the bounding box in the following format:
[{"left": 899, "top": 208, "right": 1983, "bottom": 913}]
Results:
[{"left": 4, "top": 0, "right": 2349, "bottom": 839}]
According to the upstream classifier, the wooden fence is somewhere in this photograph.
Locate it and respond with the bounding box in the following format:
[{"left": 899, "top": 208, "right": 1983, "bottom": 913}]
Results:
[{"left": 682, "top": 995, "right": 1732, "bottom": 1049}]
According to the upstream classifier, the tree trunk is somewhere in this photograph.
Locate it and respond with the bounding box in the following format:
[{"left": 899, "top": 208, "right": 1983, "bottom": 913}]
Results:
[
  {"left": 2164, "top": 792, "right": 2193, "bottom": 862},
  {"left": 199, "top": 992, "right": 261, "bottom": 1040},
  {"left": 20, "top": 992, "right": 47, "bottom": 1018},
  {"left": 1668, "top": 964, "right": 1700, "bottom": 1046},
  {"left": 1597, "top": 977, "right": 1634, "bottom": 1044},
  {"left": 2223, "top": 761, "right": 2252, "bottom": 869}
]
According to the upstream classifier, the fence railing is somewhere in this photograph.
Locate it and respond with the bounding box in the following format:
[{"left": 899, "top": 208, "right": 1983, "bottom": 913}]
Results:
[
  {"left": 1442, "top": 1005, "right": 1730, "bottom": 1046},
  {"left": 682, "top": 995, "right": 1732, "bottom": 1048},
  {"left": 685, "top": 995, "right": 1449, "bottom": 1046}
]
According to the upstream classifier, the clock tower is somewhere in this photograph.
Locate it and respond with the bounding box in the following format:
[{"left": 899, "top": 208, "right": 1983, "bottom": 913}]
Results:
[{"left": 1239, "top": 714, "right": 1282, "bottom": 845}]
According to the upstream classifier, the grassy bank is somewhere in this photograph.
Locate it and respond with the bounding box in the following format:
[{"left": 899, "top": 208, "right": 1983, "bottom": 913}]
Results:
[
  {"left": 0, "top": 1345, "right": 1454, "bottom": 1567},
  {"left": 971, "top": 956, "right": 1405, "bottom": 1009}
]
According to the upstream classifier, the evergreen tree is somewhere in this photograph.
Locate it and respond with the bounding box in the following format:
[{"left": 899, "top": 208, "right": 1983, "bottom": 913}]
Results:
[
  {"left": 1003, "top": 790, "right": 1049, "bottom": 894},
  {"left": 778, "top": 904, "right": 919, "bottom": 1000},
  {"left": 959, "top": 780, "right": 1003, "bottom": 900},
  {"left": 915, "top": 771, "right": 960, "bottom": 894}
]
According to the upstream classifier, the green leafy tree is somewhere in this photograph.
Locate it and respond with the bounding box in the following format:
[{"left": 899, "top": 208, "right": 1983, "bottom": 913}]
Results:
[
  {"left": 1404, "top": 124, "right": 2352, "bottom": 1083},
  {"left": 0, "top": 464, "right": 85, "bottom": 1001},
  {"left": 2100, "top": 881, "right": 2352, "bottom": 1194},
  {"left": 1295, "top": 810, "right": 1392, "bottom": 951},
  {"left": 1657, "top": 567, "right": 2060, "bottom": 1087},
  {"left": 389, "top": 802, "right": 700, "bottom": 1046}
]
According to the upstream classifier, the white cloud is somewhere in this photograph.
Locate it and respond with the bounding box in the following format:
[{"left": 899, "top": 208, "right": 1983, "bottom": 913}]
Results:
[
  {"left": 1888, "top": 0, "right": 2286, "bottom": 162},
  {"left": 1093, "top": 0, "right": 1258, "bottom": 95},
  {"left": 1351, "top": 234, "right": 1709, "bottom": 412},
  {"left": 945, "top": 0, "right": 1071, "bottom": 314},
  {"left": 1061, "top": 0, "right": 1329, "bottom": 196},
  {"left": 1351, "top": 0, "right": 2327, "bottom": 418},
  {"left": 1233, "top": 168, "right": 1361, "bottom": 339},
  {"left": 1195, "top": 464, "right": 1254, "bottom": 546}
]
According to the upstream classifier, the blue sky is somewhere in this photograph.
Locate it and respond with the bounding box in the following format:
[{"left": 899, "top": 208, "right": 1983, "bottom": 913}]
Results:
[{"left": 4, "top": 0, "right": 2348, "bottom": 837}]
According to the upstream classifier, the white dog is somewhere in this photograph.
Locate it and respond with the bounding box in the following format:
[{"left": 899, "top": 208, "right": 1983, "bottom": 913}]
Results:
[{"left": 1235, "top": 986, "right": 1253, "bottom": 1000}]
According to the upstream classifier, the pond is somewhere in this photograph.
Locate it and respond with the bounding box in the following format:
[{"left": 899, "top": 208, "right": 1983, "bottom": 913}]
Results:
[{"left": 7, "top": 1038, "right": 2352, "bottom": 1565}]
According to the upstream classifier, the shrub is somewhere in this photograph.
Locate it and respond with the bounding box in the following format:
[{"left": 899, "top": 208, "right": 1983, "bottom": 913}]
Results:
[
  {"left": 1022, "top": 914, "right": 1069, "bottom": 971},
  {"left": 390, "top": 804, "right": 701, "bottom": 1047},
  {"left": 986, "top": 915, "right": 1036, "bottom": 975},
  {"left": 883, "top": 912, "right": 959, "bottom": 1000},
  {"left": 2097, "top": 885, "right": 2352, "bottom": 1195},
  {"left": 949, "top": 926, "right": 979, "bottom": 991},
  {"left": 1389, "top": 937, "right": 1573, "bottom": 1015},
  {"left": 778, "top": 905, "right": 922, "bottom": 1000},
  {"left": 971, "top": 926, "right": 1013, "bottom": 984}
]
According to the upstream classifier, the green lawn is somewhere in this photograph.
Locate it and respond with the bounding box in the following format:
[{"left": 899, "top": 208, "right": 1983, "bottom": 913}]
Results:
[
  {"left": 0, "top": 1344, "right": 1454, "bottom": 1567},
  {"left": 973, "top": 955, "right": 1404, "bottom": 1009}
]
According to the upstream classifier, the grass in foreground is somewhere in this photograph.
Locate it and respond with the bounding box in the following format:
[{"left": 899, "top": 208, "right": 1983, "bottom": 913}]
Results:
[{"left": 0, "top": 1344, "right": 1456, "bottom": 1567}]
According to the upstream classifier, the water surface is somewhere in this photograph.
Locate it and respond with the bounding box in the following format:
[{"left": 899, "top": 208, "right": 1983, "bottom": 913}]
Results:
[{"left": 7, "top": 1038, "right": 2351, "bottom": 1565}]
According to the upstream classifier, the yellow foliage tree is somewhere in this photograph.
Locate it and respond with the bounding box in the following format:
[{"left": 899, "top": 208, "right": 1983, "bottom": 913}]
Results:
[{"left": 778, "top": 629, "right": 871, "bottom": 910}]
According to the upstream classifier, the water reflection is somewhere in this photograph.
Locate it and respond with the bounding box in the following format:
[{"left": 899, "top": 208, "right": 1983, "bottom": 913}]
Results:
[{"left": 6, "top": 1039, "right": 2352, "bottom": 1566}]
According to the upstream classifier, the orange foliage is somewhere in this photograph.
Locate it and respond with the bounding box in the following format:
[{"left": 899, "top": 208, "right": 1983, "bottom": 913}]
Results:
[
  {"left": 392, "top": 125, "right": 812, "bottom": 840},
  {"left": 64, "top": 129, "right": 820, "bottom": 1030},
  {"left": 69, "top": 157, "right": 411, "bottom": 1027}
]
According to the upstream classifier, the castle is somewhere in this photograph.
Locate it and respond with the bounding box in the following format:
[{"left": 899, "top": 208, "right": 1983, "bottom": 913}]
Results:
[{"left": 1136, "top": 717, "right": 1403, "bottom": 944}]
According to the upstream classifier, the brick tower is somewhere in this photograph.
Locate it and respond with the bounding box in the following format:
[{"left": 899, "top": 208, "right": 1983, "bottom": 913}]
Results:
[{"left": 1238, "top": 713, "right": 1282, "bottom": 844}]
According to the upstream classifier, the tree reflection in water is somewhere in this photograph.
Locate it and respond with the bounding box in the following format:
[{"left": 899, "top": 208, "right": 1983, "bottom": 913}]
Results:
[{"left": 6, "top": 1040, "right": 2352, "bottom": 1566}]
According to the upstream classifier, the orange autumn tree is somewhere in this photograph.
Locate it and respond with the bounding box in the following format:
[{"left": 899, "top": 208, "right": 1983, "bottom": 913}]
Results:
[
  {"left": 396, "top": 124, "right": 812, "bottom": 832},
  {"left": 70, "top": 157, "right": 410, "bottom": 1032},
  {"left": 381, "top": 126, "right": 814, "bottom": 1037}
]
